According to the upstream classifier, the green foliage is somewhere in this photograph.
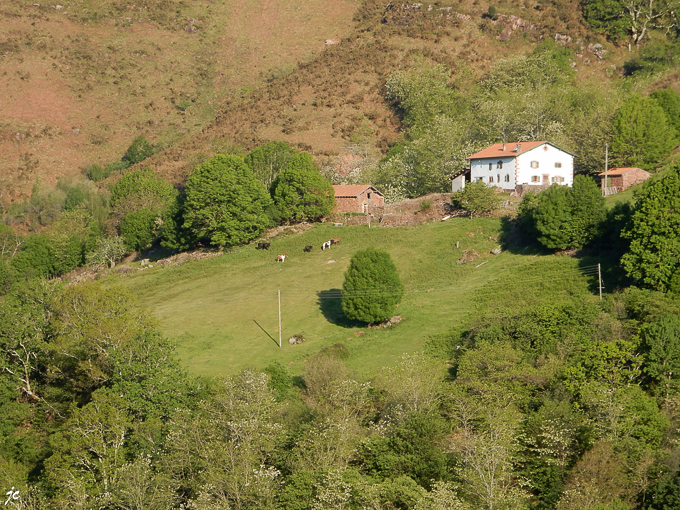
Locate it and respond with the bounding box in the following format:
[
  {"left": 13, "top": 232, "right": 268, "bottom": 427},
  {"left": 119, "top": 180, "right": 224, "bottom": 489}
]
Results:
[
  {"left": 270, "top": 152, "right": 335, "bottom": 222},
  {"left": 533, "top": 185, "right": 573, "bottom": 249},
  {"left": 123, "top": 135, "right": 156, "bottom": 165},
  {"left": 452, "top": 181, "right": 502, "bottom": 218},
  {"left": 10, "top": 235, "right": 55, "bottom": 278},
  {"left": 183, "top": 154, "right": 273, "bottom": 247},
  {"left": 244, "top": 141, "right": 297, "bottom": 188},
  {"left": 110, "top": 167, "right": 176, "bottom": 212},
  {"left": 611, "top": 95, "right": 678, "bottom": 171},
  {"left": 529, "top": 176, "right": 605, "bottom": 250},
  {"left": 623, "top": 41, "right": 680, "bottom": 76},
  {"left": 64, "top": 186, "right": 86, "bottom": 211},
  {"left": 159, "top": 193, "right": 195, "bottom": 252},
  {"left": 621, "top": 164, "right": 680, "bottom": 290},
  {"left": 44, "top": 209, "right": 101, "bottom": 276},
  {"left": 650, "top": 87, "right": 680, "bottom": 134},
  {"left": 86, "top": 160, "right": 130, "bottom": 182},
  {"left": 582, "top": 0, "right": 630, "bottom": 43},
  {"left": 644, "top": 470, "right": 680, "bottom": 509},
  {"left": 342, "top": 247, "right": 403, "bottom": 324},
  {"left": 120, "top": 208, "right": 157, "bottom": 251},
  {"left": 641, "top": 314, "right": 680, "bottom": 397},
  {"left": 357, "top": 413, "right": 454, "bottom": 486},
  {"left": 85, "top": 236, "right": 127, "bottom": 268},
  {"left": 385, "top": 62, "right": 459, "bottom": 137}
]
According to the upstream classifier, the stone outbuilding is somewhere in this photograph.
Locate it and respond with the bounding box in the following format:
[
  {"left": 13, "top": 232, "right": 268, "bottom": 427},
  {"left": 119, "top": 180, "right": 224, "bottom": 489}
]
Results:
[
  {"left": 597, "top": 167, "right": 651, "bottom": 193},
  {"left": 332, "top": 185, "right": 384, "bottom": 213}
]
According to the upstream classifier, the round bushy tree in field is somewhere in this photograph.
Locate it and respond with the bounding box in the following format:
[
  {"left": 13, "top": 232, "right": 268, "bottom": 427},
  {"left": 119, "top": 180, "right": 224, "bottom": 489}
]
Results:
[
  {"left": 123, "top": 135, "right": 156, "bottom": 165},
  {"left": 270, "top": 152, "right": 335, "bottom": 222},
  {"left": 622, "top": 164, "right": 680, "bottom": 290},
  {"left": 183, "top": 154, "right": 272, "bottom": 247},
  {"left": 342, "top": 248, "right": 404, "bottom": 324}
]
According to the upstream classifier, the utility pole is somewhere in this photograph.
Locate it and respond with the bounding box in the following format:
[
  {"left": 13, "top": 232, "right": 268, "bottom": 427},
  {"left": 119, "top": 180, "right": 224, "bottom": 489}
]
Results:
[
  {"left": 602, "top": 144, "right": 609, "bottom": 197},
  {"left": 278, "top": 289, "right": 282, "bottom": 348},
  {"left": 598, "top": 263, "right": 603, "bottom": 300}
]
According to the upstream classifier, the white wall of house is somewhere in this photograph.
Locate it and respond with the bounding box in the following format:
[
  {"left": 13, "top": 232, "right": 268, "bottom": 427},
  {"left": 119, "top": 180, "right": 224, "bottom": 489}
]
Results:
[
  {"left": 469, "top": 144, "right": 573, "bottom": 190},
  {"left": 516, "top": 144, "right": 573, "bottom": 187},
  {"left": 470, "top": 156, "right": 516, "bottom": 190}
]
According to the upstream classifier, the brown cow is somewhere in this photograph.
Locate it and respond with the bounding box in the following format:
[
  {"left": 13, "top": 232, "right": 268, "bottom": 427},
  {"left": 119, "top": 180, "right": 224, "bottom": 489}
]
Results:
[
  {"left": 276, "top": 254, "right": 288, "bottom": 262},
  {"left": 304, "top": 245, "right": 313, "bottom": 252},
  {"left": 330, "top": 238, "right": 341, "bottom": 245}
]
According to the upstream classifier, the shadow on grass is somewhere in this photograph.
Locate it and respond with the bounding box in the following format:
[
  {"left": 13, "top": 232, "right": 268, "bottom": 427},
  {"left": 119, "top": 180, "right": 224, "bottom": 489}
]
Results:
[
  {"left": 252, "top": 319, "right": 280, "bottom": 347},
  {"left": 317, "top": 289, "right": 363, "bottom": 328},
  {"left": 497, "top": 216, "right": 546, "bottom": 256}
]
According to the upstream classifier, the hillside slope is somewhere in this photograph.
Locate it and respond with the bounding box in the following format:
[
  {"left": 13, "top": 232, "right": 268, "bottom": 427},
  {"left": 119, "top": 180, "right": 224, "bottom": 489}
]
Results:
[{"left": 0, "top": 0, "right": 358, "bottom": 201}]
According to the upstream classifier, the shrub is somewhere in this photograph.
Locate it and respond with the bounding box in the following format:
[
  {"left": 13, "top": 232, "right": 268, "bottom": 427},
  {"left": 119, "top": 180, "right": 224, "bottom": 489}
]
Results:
[
  {"left": 452, "top": 181, "right": 502, "bottom": 218},
  {"left": 123, "top": 135, "right": 156, "bottom": 165}
]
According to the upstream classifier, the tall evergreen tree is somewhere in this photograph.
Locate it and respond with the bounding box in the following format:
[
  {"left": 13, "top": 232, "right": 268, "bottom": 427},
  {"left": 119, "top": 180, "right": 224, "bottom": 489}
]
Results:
[
  {"left": 650, "top": 87, "right": 680, "bottom": 133},
  {"left": 342, "top": 248, "right": 403, "bottom": 324},
  {"left": 533, "top": 185, "right": 573, "bottom": 250},
  {"left": 183, "top": 154, "right": 272, "bottom": 247}
]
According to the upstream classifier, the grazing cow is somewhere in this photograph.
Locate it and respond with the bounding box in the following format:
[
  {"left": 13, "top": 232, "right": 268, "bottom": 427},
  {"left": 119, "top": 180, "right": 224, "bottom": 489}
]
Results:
[
  {"left": 330, "top": 237, "right": 341, "bottom": 245},
  {"left": 276, "top": 254, "right": 288, "bottom": 262},
  {"left": 322, "top": 241, "right": 331, "bottom": 250},
  {"left": 257, "top": 242, "right": 271, "bottom": 250},
  {"left": 304, "top": 245, "right": 313, "bottom": 252}
]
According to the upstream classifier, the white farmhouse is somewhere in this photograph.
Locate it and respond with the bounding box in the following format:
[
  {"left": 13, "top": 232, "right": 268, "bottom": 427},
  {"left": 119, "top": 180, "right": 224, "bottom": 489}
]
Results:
[{"left": 452, "top": 141, "right": 574, "bottom": 193}]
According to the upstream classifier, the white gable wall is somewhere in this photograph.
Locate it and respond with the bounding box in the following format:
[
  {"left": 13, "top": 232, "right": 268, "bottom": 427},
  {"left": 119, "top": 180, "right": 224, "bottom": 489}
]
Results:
[{"left": 516, "top": 144, "right": 573, "bottom": 187}]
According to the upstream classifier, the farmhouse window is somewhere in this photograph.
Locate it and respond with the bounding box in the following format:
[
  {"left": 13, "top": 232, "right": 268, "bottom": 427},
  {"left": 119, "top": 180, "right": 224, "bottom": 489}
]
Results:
[
  {"left": 531, "top": 175, "right": 540, "bottom": 183},
  {"left": 497, "top": 160, "right": 503, "bottom": 169},
  {"left": 531, "top": 161, "right": 539, "bottom": 169},
  {"left": 552, "top": 176, "right": 564, "bottom": 183},
  {"left": 489, "top": 176, "right": 494, "bottom": 183},
  {"left": 504, "top": 174, "right": 510, "bottom": 182},
  {"left": 488, "top": 163, "right": 493, "bottom": 171},
  {"left": 367, "top": 193, "right": 371, "bottom": 199},
  {"left": 555, "top": 162, "right": 562, "bottom": 168},
  {"left": 475, "top": 177, "right": 483, "bottom": 182}
]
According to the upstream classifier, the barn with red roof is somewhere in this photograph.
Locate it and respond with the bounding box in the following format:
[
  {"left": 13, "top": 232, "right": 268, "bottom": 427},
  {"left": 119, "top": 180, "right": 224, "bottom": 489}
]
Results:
[
  {"left": 332, "top": 185, "right": 384, "bottom": 213},
  {"left": 453, "top": 141, "right": 574, "bottom": 193}
]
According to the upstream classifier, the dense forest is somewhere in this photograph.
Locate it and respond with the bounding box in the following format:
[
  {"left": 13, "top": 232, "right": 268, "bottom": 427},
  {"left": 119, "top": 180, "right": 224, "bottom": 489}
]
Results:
[{"left": 2, "top": 0, "right": 680, "bottom": 508}]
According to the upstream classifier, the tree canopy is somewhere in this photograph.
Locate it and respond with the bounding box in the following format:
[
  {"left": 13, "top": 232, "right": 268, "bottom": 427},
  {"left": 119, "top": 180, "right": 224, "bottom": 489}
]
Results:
[
  {"left": 621, "top": 164, "right": 680, "bottom": 290},
  {"left": 342, "top": 247, "right": 404, "bottom": 324},
  {"left": 183, "top": 154, "right": 272, "bottom": 247},
  {"left": 611, "top": 95, "right": 677, "bottom": 171},
  {"left": 270, "top": 152, "right": 335, "bottom": 222},
  {"left": 244, "top": 141, "right": 297, "bottom": 189},
  {"left": 452, "top": 180, "right": 502, "bottom": 218}
]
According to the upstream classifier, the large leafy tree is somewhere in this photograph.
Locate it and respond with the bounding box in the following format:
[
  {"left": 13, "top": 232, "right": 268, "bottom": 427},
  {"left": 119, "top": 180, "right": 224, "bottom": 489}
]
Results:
[
  {"left": 611, "top": 95, "right": 678, "bottom": 171},
  {"left": 244, "top": 141, "right": 297, "bottom": 188},
  {"left": 183, "top": 154, "right": 272, "bottom": 247},
  {"left": 342, "top": 248, "right": 403, "bottom": 324},
  {"left": 621, "top": 164, "right": 680, "bottom": 290},
  {"left": 270, "top": 152, "right": 335, "bottom": 222},
  {"left": 110, "top": 167, "right": 177, "bottom": 251}
]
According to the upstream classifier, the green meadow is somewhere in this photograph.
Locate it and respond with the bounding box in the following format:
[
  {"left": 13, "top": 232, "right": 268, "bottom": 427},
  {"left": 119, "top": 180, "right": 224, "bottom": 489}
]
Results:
[{"left": 111, "top": 218, "right": 602, "bottom": 378}]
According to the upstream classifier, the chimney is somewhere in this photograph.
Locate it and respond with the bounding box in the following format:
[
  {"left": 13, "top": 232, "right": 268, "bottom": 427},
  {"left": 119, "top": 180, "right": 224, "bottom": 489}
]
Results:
[
  {"left": 502, "top": 143, "right": 506, "bottom": 151},
  {"left": 515, "top": 143, "right": 521, "bottom": 152}
]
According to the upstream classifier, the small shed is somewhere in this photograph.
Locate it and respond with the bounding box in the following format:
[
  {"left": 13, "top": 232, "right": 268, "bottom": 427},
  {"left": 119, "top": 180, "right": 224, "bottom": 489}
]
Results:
[
  {"left": 597, "top": 167, "right": 651, "bottom": 193},
  {"left": 332, "top": 185, "right": 384, "bottom": 213}
]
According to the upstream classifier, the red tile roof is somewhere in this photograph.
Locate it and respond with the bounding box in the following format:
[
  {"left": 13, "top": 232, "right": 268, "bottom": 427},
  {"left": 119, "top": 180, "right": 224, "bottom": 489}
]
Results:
[
  {"left": 332, "top": 185, "right": 382, "bottom": 197},
  {"left": 467, "top": 141, "right": 548, "bottom": 159},
  {"left": 597, "top": 167, "right": 647, "bottom": 176}
]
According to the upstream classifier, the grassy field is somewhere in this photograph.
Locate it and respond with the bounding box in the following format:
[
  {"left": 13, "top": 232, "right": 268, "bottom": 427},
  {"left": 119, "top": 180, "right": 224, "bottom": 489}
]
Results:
[{"left": 109, "top": 217, "right": 602, "bottom": 378}]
